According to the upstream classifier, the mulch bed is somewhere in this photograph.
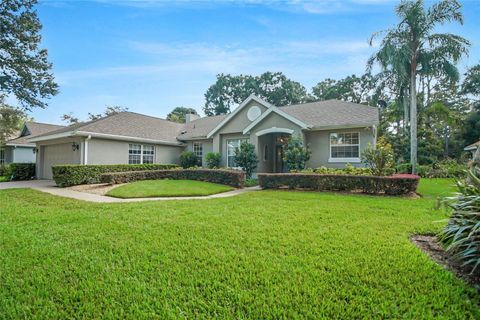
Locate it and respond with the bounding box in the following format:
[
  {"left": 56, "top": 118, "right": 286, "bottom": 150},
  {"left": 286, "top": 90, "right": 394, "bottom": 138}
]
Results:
[{"left": 411, "top": 235, "right": 479, "bottom": 290}]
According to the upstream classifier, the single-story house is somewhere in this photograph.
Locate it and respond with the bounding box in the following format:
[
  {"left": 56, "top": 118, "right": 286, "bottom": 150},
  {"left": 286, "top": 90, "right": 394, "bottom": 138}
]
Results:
[
  {"left": 30, "top": 95, "right": 379, "bottom": 179},
  {"left": 1, "top": 122, "right": 64, "bottom": 165}
]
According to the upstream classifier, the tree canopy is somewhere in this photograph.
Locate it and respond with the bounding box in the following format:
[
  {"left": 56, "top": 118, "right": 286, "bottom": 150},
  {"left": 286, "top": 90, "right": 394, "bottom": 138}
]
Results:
[
  {"left": 167, "top": 107, "right": 198, "bottom": 123},
  {"left": 61, "top": 106, "right": 129, "bottom": 125},
  {"left": 0, "top": 0, "right": 58, "bottom": 111},
  {"left": 203, "top": 72, "right": 310, "bottom": 116}
]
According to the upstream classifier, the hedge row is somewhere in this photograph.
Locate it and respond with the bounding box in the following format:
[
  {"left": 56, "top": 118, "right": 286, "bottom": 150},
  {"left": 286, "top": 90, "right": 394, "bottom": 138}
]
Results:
[
  {"left": 258, "top": 173, "right": 419, "bottom": 195},
  {"left": 11, "top": 163, "right": 36, "bottom": 181},
  {"left": 100, "top": 169, "right": 245, "bottom": 188},
  {"left": 52, "top": 164, "right": 179, "bottom": 187}
]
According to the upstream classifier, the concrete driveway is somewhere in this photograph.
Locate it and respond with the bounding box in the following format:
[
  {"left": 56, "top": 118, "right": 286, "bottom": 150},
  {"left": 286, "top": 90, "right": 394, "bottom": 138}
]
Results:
[{"left": 0, "top": 179, "right": 56, "bottom": 190}]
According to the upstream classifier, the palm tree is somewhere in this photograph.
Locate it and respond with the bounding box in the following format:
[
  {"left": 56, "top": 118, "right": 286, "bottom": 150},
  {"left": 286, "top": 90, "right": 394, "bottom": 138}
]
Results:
[{"left": 367, "top": 0, "right": 469, "bottom": 174}]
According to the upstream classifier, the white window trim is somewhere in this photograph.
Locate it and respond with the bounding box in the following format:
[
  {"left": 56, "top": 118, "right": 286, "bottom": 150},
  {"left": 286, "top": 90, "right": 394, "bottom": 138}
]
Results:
[
  {"left": 129, "top": 144, "right": 155, "bottom": 164},
  {"left": 226, "top": 138, "right": 249, "bottom": 168},
  {"left": 328, "top": 132, "right": 361, "bottom": 163},
  {"left": 0, "top": 148, "right": 5, "bottom": 165}
]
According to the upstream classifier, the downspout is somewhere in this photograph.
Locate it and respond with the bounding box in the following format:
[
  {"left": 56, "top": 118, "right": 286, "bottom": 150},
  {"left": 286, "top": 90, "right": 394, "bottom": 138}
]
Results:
[{"left": 84, "top": 135, "right": 91, "bottom": 165}]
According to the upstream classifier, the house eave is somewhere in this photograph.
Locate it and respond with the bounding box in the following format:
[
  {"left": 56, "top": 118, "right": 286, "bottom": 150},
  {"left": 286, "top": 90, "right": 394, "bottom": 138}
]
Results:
[{"left": 307, "top": 123, "right": 376, "bottom": 131}]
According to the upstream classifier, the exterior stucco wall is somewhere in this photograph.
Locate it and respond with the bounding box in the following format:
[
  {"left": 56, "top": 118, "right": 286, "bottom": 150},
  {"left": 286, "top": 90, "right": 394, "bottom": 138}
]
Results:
[
  {"left": 4, "top": 146, "right": 14, "bottom": 163},
  {"left": 218, "top": 133, "right": 250, "bottom": 168},
  {"left": 87, "top": 138, "right": 183, "bottom": 165},
  {"left": 305, "top": 127, "right": 375, "bottom": 169},
  {"left": 185, "top": 140, "right": 213, "bottom": 167},
  {"left": 216, "top": 100, "right": 269, "bottom": 134}
]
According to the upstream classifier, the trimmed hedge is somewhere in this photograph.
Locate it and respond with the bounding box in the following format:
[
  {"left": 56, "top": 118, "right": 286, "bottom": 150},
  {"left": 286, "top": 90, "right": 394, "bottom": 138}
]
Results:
[
  {"left": 52, "top": 164, "right": 179, "bottom": 187},
  {"left": 11, "top": 163, "right": 36, "bottom": 181},
  {"left": 100, "top": 169, "right": 245, "bottom": 188},
  {"left": 258, "top": 173, "right": 419, "bottom": 195}
]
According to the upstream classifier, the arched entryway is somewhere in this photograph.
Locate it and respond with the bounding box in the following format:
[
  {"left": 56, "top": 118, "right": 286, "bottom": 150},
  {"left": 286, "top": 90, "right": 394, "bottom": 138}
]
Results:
[{"left": 255, "top": 127, "right": 294, "bottom": 173}]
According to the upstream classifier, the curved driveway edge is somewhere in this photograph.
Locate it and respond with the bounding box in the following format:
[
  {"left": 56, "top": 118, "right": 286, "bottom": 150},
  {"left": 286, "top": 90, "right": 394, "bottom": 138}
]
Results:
[{"left": 0, "top": 180, "right": 261, "bottom": 203}]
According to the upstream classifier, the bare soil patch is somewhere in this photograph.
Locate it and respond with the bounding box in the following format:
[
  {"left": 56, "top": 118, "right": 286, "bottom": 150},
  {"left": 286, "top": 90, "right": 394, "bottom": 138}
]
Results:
[{"left": 411, "top": 235, "right": 479, "bottom": 290}]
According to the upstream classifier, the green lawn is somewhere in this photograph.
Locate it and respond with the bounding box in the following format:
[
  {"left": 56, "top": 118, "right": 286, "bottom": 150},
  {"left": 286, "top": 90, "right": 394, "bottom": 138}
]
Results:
[
  {"left": 0, "top": 179, "right": 478, "bottom": 318},
  {"left": 0, "top": 176, "right": 9, "bottom": 182},
  {"left": 418, "top": 178, "right": 457, "bottom": 199},
  {"left": 106, "top": 179, "right": 234, "bottom": 198}
]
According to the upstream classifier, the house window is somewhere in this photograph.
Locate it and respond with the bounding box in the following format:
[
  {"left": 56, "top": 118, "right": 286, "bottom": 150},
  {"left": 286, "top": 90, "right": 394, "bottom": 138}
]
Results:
[
  {"left": 227, "top": 138, "right": 248, "bottom": 168},
  {"left": 263, "top": 144, "right": 268, "bottom": 161},
  {"left": 193, "top": 143, "right": 203, "bottom": 166},
  {"left": 330, "top": 132, "right": 360, "bottom": 161},
  {"left": 0, "top": 148, "right": 4, "bottom": 165},
  {"left": 142, "top": 145, "right": 155, "bottom": 164},
  {"left": 129, "top": 144, "right": 154, "bottom": 164}
]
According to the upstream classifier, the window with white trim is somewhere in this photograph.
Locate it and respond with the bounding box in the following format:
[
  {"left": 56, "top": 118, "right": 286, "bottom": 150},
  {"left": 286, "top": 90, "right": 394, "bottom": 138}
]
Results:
[
  {"left": 227, "top": 138, "right": 248, "bottom": 168},
  {"left": 193, "top": 143, "right": 203, "bottom": 166},
  {"left": 330, "top": 132, "right": 360, "bottom": 161},
  {"left": 129, "top": 144, "right": 155, "bottom": 164},
  {"left": 0, "top": 148, "right": 4, "bottom": 165}
]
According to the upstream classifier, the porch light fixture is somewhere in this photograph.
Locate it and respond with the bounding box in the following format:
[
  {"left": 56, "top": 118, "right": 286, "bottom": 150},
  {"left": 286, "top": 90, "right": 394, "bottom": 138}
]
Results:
[
  {"left": 72, "top": 142, "right": 80, "bottom": 151},
  {"left": 32, "top": 147, "right": 38, "bottom": 154}
]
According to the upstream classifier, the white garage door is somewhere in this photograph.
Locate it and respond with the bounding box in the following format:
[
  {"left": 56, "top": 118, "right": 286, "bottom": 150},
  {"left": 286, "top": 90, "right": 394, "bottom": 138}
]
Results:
[{"left": 41, "top": 143, "right": 81, "bottom": 179}]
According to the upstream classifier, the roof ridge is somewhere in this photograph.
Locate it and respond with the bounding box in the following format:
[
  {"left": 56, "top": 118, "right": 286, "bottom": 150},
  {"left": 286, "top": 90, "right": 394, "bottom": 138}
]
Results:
[
  {"left": 122, "top": 111, "right": 183, "bottom": 126},
  {"left": 26, "top": 121, "right": 65, "bottom": 127},
  {"left": 280, "top": 99, "right": 378, "bottom": 110}
]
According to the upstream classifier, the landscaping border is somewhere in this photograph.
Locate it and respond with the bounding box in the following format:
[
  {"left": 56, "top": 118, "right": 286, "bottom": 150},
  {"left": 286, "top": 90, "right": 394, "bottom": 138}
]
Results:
[
  {"left": 258, "top": 173, "right": 419, "bottom": 195},
  {"left": 101, "top": 169, "right": 246, "bottom": 188}
]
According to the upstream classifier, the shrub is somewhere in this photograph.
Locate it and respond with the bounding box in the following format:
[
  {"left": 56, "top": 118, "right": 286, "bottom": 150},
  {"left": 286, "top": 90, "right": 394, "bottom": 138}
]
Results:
[
  {"left": 258, "top": 173, "right": 419, "bottom": 195},
  {"left": 205, "top": 152, "right": 221, "bottom": 169},
  {"left": 396, "top": 160, "right": 467, "bottom": 178},
  {"left": 283, "top": 136, "right": 311, "bottom": 171},
  {"left": 180, "top": 151, "right": 198, "bottom": 168},
  {"left": 361, "top": 137, "right": 395, "bottom": 176},
  {"left": 52, "top": 164, "right": 179, "bottom": 187},
  {"left": 301, "top": 164, "right": 372, "bottom": 176},
  {"left": 234, "top": 141, "right": 258, "bottom": 179},
  {"left": 10, "top": 163, "right": 36, "bottom": 181},
  {"left": 439, "top": 169, "right": 480, "bottom": 273},
  {"left": 101, "top": 169, "right": 245, "bottom": 188},
  {"left": 0, "top": 164, "right": 11, "bottom": 177}
]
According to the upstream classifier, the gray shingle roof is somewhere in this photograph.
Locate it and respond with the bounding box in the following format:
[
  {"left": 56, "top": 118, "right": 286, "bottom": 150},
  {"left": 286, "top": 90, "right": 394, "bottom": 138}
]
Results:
[
  {"left": 177, "top": 114, "right": 227, "bottom": 140},
  {"left": 33, "top": 112, "right": 184, "bottom": 144},
  {"left": 6, "top": 122, "right": 65, "bottom": 146},
  {"left": 280, "top": 100, "right": 379, "bottom": 128}
]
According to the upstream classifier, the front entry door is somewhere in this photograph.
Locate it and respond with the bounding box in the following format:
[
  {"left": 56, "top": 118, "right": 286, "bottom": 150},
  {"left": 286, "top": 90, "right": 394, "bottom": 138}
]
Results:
[{"left": 275, "top": 145, "right": 284, "bottom": 173}]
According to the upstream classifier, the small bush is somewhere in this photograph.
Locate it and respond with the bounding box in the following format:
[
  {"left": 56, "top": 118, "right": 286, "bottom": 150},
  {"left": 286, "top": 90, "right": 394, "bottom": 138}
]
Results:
[
  {"left": 10, "top": 163, "right": 36, "bottom": 181},
  {"left": 180, "top": 151, "right": 198, "bottom": 168},
  {"left": 258, "top": 173, "right": 419, "bottom": 195},
  {"left": 396, "top": 160, "right": 467, "bottom": 178},
  {"left": 300, "top": 164, "right": 373, "bottom": 176},
  {"left": 361, "top": 137, "right": 395, "bottom": 176},
  {"left": 439, "top": 169, "right": 480, "bottom": 273},
  {"left": 101, "top": 169, "right": 245, "bottom": 188},
  {"left": 205, "top": 152, "right": 221, "bottom": 169},
  {"left": 234, "top": 141, "right": 258, "bottom": 179},
  {"left": 283, "top": 136, "right": 311, "bottom": 171},
  {"left": 52, "top": 164, "right": 179, "bottom": 187},
  {"left": 0, "top": 164, "right": 12, "bottom": 177}
]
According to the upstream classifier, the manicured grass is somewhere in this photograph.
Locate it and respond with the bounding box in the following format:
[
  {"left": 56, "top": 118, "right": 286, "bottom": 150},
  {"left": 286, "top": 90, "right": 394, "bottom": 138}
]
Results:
[
  {"left": 0, "top": 176, "right": 9, "bottom": 182},
  {"left": 0, "top": 179, "right": 478, "bottom": 318},
  {"left": 418, "top": 178, "right": 457, "bottom": 199},
  {"left": 106, "top": 179, "right": 234, "bottom": 198}
]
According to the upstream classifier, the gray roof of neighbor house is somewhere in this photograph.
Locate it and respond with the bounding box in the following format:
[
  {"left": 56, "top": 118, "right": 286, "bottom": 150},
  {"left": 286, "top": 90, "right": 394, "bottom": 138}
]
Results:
[
  {"left": 464, "top": 140, "right": 480, "bottom": 151},
  {"left": 280, "top": 100, "right": 379, "bottom": 129},
  {"left": 177, "top": 114, "right": 227, "bottom": 140},
  {"left": 31, "top": 112, "right": 185, "bottom": 145},
  {"left": 6, "top": 122, "right": 65, "bottom": 146}
]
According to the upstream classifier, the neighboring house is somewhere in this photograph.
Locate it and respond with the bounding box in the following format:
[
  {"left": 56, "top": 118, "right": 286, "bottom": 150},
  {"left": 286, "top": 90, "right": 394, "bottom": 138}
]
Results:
[
  {"left": 30, "top": 95, "right": 379, "bottom": 179},
  {"left": 0, "top": 122, "right": 64, "bottom": 165},
  {"left": 464, "top": 140, "right": 480, "bottom": 158}
]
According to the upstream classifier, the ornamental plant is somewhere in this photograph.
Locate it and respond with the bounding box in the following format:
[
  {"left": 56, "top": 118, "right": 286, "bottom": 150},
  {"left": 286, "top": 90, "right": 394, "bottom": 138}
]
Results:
[
  {"left": 205, "top": 152, "right": 221, "bottom": 169},
  {"left": 283, "top": 136, "right": 311, "bottom": 171},
  {"left": 234, "top": 141, "right": 258, "bottom": 179},
  {"left": 179, "top": 151, "right": 198, "bottom": 168},
  {"left": 361, "top": 137, "right": 395, "bottom": 176}
]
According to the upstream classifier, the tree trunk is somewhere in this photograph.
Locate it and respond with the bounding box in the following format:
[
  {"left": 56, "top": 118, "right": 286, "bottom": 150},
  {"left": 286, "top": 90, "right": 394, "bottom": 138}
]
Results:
[{"left": 410, "top": 69, "right": 418, "bottom": 174}]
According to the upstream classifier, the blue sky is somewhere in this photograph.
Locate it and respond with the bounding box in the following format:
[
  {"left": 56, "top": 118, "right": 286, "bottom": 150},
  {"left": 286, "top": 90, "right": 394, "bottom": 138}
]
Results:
[{"left": 31, "top": 0, "right": 480, "bottom": 124}]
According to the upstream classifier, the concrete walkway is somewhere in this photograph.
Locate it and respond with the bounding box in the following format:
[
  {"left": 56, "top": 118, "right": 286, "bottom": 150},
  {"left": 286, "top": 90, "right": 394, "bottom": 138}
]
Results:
[{"left": 0, "top": 180, "right": 261, "bottom": 203}]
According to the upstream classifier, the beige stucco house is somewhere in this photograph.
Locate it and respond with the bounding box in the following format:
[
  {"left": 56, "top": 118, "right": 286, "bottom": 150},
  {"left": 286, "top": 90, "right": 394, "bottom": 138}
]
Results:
[{"left": 30, "top": 95, "right": 379, "bottom": 179}]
